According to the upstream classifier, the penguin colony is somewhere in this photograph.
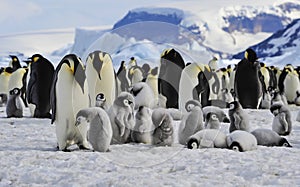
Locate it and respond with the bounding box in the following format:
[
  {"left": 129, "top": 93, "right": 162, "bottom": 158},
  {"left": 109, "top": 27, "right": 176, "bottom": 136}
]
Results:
[{"left": 0, "top": 48, "right": 297, "bottom": 152}]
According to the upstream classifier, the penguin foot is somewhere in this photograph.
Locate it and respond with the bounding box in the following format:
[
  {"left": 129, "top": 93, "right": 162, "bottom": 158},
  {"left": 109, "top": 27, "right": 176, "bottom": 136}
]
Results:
[{"left": 78, "top": 145, "right": 90, "bottom": 150}]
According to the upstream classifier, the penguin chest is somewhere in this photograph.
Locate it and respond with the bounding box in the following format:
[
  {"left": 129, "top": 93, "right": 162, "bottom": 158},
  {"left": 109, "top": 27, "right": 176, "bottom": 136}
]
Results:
[{"left": 0, "top": 74, "right": 10, "bottom": 94}]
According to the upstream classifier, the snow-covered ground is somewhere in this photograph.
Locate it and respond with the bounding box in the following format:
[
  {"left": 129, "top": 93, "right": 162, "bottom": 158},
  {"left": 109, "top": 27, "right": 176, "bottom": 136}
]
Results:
[{"left": 1, "top": 105, "right": 300, "bottom": 186}]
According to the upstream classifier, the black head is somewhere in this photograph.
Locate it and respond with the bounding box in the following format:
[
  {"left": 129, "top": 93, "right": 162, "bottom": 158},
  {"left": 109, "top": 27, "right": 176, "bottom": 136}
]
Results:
[
  {"left": 187, "top": 138, "right": 199, "bottom": 149},
  {"left": 270, "top": 103, "right": 282, "bottom": 115},
  {"left": 229, "top": 141, "right": 243, "bottom": 152},
  {"left": 279, "top": 138, "right": 292, "bottom": 147},
  {"left": 229, "top": 101, "right": 240, "bottom": 111},
  {"left": 5, "top": 67, "right": 14, "bottom": 74},
  {"left": 151, "top": 67, "right": 158, "bottom": 76},
  {"left": 130, "top": 57, "right": 135, "bottom": 61},
  {"left": 245, "top": 48, "right": 257, "bottom": 63},
  {"left": 9, "top": 88, "right": 21, "bottom": 96},
  {"left": 142, "top": 63, "right": 150, "bottom": 73},
  {"left": 96, "top": 93, "right": 105, "bottom": 101},
  {"left": 30, "top": 54, "right": 43, "bottom": 63}
]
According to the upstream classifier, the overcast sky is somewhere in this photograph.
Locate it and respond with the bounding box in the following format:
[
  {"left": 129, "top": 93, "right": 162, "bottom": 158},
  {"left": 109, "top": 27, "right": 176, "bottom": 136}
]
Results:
[{"left": 0, "top": 0, "right": 282, "bottom": 36}]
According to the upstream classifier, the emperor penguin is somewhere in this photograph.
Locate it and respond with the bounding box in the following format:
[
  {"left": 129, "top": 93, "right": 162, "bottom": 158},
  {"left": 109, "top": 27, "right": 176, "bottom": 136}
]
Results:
[
  {"left": 270, "top": 90, "right": 288, "bottom": 106},
  {"left": 128, "top": 66, "right": 144, "bottom": 85},
  {"left": 75, "top": 107, "right": 113, "bottom": 152},
  {"left": 270, "top": 103, "right": 292, "bottom": 136},
  {"left": 152, "top": 108, "right": 174, "bottom": 146},
  {"left": 85, "top": 51, "right": 116, "bottom": 108},
  {"left": 202, "top": 105, "right": 229, "bottom": 123},
  {"left": 8, "top": 67, "right": 28, "bottom": 107},
  {"left": 131, "top": 106, "right": 155, "bottom": 144},
  {"left": 0, "top": 67, "right": 13, "bottom": 102},
  {"left": 204, "top": 112, "right": 221, "bottom": 129},
  {"left": 141, "top": 63, "right": 151, "bottom": 80},
  {"left": 116, "top": 61, "right": 130, "bottom": 92},
  {"left": 129, "top": 82, "right": 155, "bottom": 109},
  {"left": 260, "top": 63, "right": 270, "bottom": 94},
  {"left": 187, "top": 129, "right": 227, "bottom": 149},
  {"left": 145, "top": 67, "right": 159, "bottom": 107},
  {"left": 228, "top": 101, "right": 250, "bottom": 133},
  {"left": 50, "top": 54, "right": 90, "bottom": 151},
  {"left": 95, "top": 93, "right": 109, "bottom": 111},
  {"left": 234, "top": 48, "right": 262, "bottom": 109},
  {"left": 178, "top": 62, "right": 209, "bottom": 112},
  {"left": 158, "top": 48, "right": 185, "bottom": 109},
  {"left": 208, "top": 57, "right": 218, "bottom": 71},
  {"left": 6, "top": 88, "right": 24, "bottom": 118},
  {"left": 108, "top": 92, "right": 135, "bottom": 144},
  {"left": 26, "top": 54, "right": 54, "bottom": 118},
  {"left": 178, "top": 100, "right": 204, "bottom": 145},
  {"left": 226, "top": 130, "right": 257, "bottom": 152},
  {"left": 9, "top": 55, "right": 22, "bottom": 72},
  {"left": 251, "top": 129, "right": 292, "bottom": 147}
]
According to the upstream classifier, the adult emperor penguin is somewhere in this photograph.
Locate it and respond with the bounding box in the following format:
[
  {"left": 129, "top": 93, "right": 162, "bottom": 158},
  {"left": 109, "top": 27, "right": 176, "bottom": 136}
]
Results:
[
  {"left": 95, "top": 93, "right": 109, "bottom": 111},
  {"left": 75, "top": 107, "right": 113, "bottom": 152},
  {"left": 116, "top": 61, "right": 130, "bottom": 92},
  {"left": 85, "top": 51, "right": 116, "bottom": 108},
  {"left": 270, "top": 103, "right": 292, "bottom": 136},
  {"left": 50, "top": 54, "right": 90, "bottom": 151},
  {"left": 0, "top": 67, "right": 13, "bottom": 101},
  {"left": 158, "top": 48, "right": 185, "bottom": 109},
  {"left": 228, "top": 101, "right": 250, "bottom": 133},
  {"left": 178, "top": 62, "right": 210, "bottom": 112},
  {"left": 145, "top": 67, "right": 159, "bottom": 107},
  {"left": 26, "top": 54, "right": 54, "bottom": 118},
  {"left": 226, "top": 130, "right": 257, "bottom": 152},
  {"left": 131, "top": 106, "right": 155, "bottom": 144},
  {"left": 234, "top": 48, "right": 262, "bottom": 109},
  {"left": 280, "top": 65, "right": 300, "bottom": 103},
  {"left": 251, "top": 129, "right": 292, "bottom": 147},
  {"left": 6, "top": 88, "right": 24, "bottom": 118},
  {"left": 129, "top": 82, "right": 155, "bottom": 109},
  {"left": 205, "top": 113, "right": 221, "bottom": 129},
  {"left": 9, "top": 55, "right": 22, "bottom": 72},
  {"left": 8, "top": 67, "right": 28, "bottom": 107},
  {"left": 178, "top": 100, "right": 204, "bottom": 145},
  {"left": 108, "top": 92, "right": 135, "bottom": 144},
  {"left": 208, "top": 57, "right": 218, "bottom": 71},
  {"left": 152, "top": 108, "right": 174, "bottom": 146},
  {"left": 187, "top": 129, "right": 227, "bottom": 149}
]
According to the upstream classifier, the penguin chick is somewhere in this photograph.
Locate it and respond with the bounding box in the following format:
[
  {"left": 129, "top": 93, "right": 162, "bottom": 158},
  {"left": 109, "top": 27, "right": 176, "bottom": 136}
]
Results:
[
  {"left": 131, "top": 106, "right": 155, "bottom": 144},
  {"left": 270, "top": 103, "right": 292, "bottom": 136},
  {"left": 226, "top": 130, "right": 257, "bottom": 152},
  {"left": 178, "top": 101, "right": 204, "bottom": 145},
  {"left": 75, "top": 107, "right": 112, "bottom": 152},
  {"left": 205, "top": 112, "right": 220, "bottom": 129},
  {"left": 187, "top": 129, "right": 227, "bottom": 149},
  {"left": 129, "top": 82, "right": 155, "bottom": 109},
  {"left": 95, "top": 93, "right": 109, "bottom": 111},
  {"left": 6, "top": 88, "right": 24, "bottom": 118},
  {"left": 152, "top": 108, "right": 174, "bottom": 146},
  {"left": 203, "top": 105, "right": 229, "bottom": 123},
  {"left": 251, "top": 128, "right": 292, "bottom": 147},
  {"left": 108, "top": 92, "right": 135, "bottom": 144},
  {"left": 228, "top": 101, "right": 250, "bottom": 133}
]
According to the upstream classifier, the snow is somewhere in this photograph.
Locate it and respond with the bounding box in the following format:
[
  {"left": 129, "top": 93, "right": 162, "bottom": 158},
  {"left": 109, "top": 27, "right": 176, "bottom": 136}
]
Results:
[{"left": 1, "top": 105, "right": 300, "bottom": 186}]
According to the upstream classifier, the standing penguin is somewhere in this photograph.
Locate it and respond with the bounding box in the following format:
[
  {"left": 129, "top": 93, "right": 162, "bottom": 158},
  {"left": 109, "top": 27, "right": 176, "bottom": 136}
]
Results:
[
  {"left": 208, "top": 57, "right": 218, "bottom": 71},
  {"left": 8, "top": 67, "right": 28, "bottom": 107},
  {"left": 205, "top": 113, "right": 221, "bottom": 129},
  {"left": 75, "top": 107, "right": 113, "bottom": 152},
  {"left": 129, "top": 82, "right": 155, "bottom": 109},
  {"left": 0, "top": 67, "right": 13, "bottom": 103},
  {"left": 8, "top": 55, "right": 22, "bottom": 72},
  {"left": 270, "top": 103, "right": 292, "bottom": 136},
  {"left": 226, "top": 130, "right": 257, "bottom": 152},
  {"left": 131, "top": 106, "right": 154, "bottom": 144},
  {"left": 152, "top": 108, "right": 174, "bottom": 146},
  {"left": 228, "top": 101, "right": 250, "bottom": 133},
  {"left": 158, "top": 48, "right": 185, "bottom": 109},
  {"left": 234, "top": 48, "right": 262, "bottom": 109},
  {"left": 251, "top": 128, "right": 292, "bottom": 147},
  {"left": 50, "top": 54, "right": 90, "bottom": 151},
  {"left": 145, "top": 67, "right": 159, "bottom": 107},
  {"left": 280, "top": 65, "right": 300, "bottom": 104},
  {"left": 178, "top": 100, "right": 204, "bottom": 145},
  {"left": 116, "top": 61, "right": 130, "bottom": 92},
  {"left": 26, "top": 54, "right": 54, "bottom": 118},
  {"left": 85, "top": 51, "right": 116, "bottom": 108},
  {"left": 108, "top": 92, "right": 135, "bottom": 144},
  {"left": 6, "top": 88, "right": 24, "bottom": 118}
]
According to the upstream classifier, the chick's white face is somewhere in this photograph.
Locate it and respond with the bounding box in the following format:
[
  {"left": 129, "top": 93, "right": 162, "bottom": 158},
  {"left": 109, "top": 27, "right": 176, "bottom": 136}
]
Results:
[
  {"left": 229, "top": 103, "right": 235, "bottom": 110},
  {"left": 211, "top": 114, "right": 218, "bottom": 121},
  {"left": 75, "top": 116, "right": 88, "bottom": 127},
  {"left": 187, "top": 104, "right": 195, "bottom": 111}
]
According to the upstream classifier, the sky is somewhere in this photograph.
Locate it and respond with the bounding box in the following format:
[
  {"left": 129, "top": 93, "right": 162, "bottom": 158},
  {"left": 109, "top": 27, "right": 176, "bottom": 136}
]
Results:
[{"left": 0, "top": 0, "right": 283, "bottom": 36}]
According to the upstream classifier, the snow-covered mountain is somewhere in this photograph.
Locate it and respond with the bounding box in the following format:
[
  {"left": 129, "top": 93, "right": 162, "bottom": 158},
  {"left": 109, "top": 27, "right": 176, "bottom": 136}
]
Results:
[{"left": 232, "top": 18, "right": 300, "bottom": 67}]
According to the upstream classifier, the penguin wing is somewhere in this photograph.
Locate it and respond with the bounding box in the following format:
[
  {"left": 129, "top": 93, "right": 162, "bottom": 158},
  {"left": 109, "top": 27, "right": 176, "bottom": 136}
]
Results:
[
  {"left": 16, "top": 97, "right": 24, "bottom": 110},
  {"left": 278, "top": 113, "right": 289, "bottom": 132},
  {"left": 27, "top": 71, "right": 36, "bottom": 103},
  {"left": 114, "top": 113, "right": 125, "bottom": 137},
  {"left": 184, "top": 112, "right": 201, "bottom": 135},
  {"left": 97, "top": 113, "right": 110, "bottom": 137},
  {"left": 233, "top": 113, "right": 241, "bottom": 130}
]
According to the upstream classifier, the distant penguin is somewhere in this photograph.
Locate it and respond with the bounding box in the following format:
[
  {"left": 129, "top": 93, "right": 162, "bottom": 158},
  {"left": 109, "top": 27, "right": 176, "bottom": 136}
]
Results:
[
  {"left": 131, "top": 106, "right": 154, "bottom": 144},
  {"left": 260, "top": 87, "right": 272, "bottom": 109},
  {"left": 178, "top": 62, "right": 210, "bottom": 112},
  {"left": 0, "top": 67, "right": 13, "bottom": 101},
  {"left": 270, "top": 103, "right": 292, "bottom": 136},
  {"left": 9, "top": 55, "right": 22, "bottom": 72},
  {"left": 270, "top": 90, "right": 288, "bottom": 106},
  {"left": 141, "top": 63, "right": 151, "bottom": 80},
  {"left": 95, "top": 93, "right": 109, "bottom": 111},
  {"left": 216, "top": 68, "right": 230, "bottom": 97},
  {"left": 208, "top": 57, "right": 218, "bottom": 71},
  {"left": 128, "top": 57, "right": 137, "bottom": 69},
  {"left": 178, "top": 100, "right": 204, "bottom": 145},
  {"left": 158, "top": 48, "right": 185, "bottom": 109},
  {"left": 228, "top": 65, "right": 236, "bottom": 91},
  {"left": 116, "top": 61, "right": 130, "bottom": 92},
  {"left": 227, "top": 130, "right": 257, "bottom": 152},
  {"left": 234, "top": 48, "right": 262, "bottom": 109},
  {"left": 129, "top": 82, "right": 155, "bottom": 109},
  {"left": 50, "top": 54, "right": 90, "bottom": 151},
  {"left": 152, "top": 108, "right": 174, "bottom": 146},
  {"left": 108, "top": 92, "right": 135, "bottom": 144},
  {"left": 85, "top": 51, "right": 116, "bottom": 108},
  {"left": 251, "top": 129, "right": 292, "bottom": 147},
  {"left": 205, "top": 112, "right": 220, "bottom": 129},
  {"left": 187, "top": 129, "right": 227, "bottom": 149},
  {"left": 26, "top": 54, "right": 54, "bottom": 118},
  {"left": 8, "top": 67, "right": 28, "bottom": 107},
  {"left": 6, "top": 88, "right": 24, "bottom": 118},
  {"left": 75, "top": 107, "right": 112, "bottom": 152},
  {"left": 145, "top": 67, "right": 159, "bottom": 107},
  {"left": 219, "top": 88, "right": 234, "bottom": 103},
  {"left": 228, "top": 101, "right": 250, "bottom": 133},
  {"left": 128, "top": 66, "right": 144, "bottom": 85},
  {"left": 202, "top": 105, "right": 229, "bottom": 123},
  {"left": 260, "top": 63, "right": 270, "bottom": 94}
]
